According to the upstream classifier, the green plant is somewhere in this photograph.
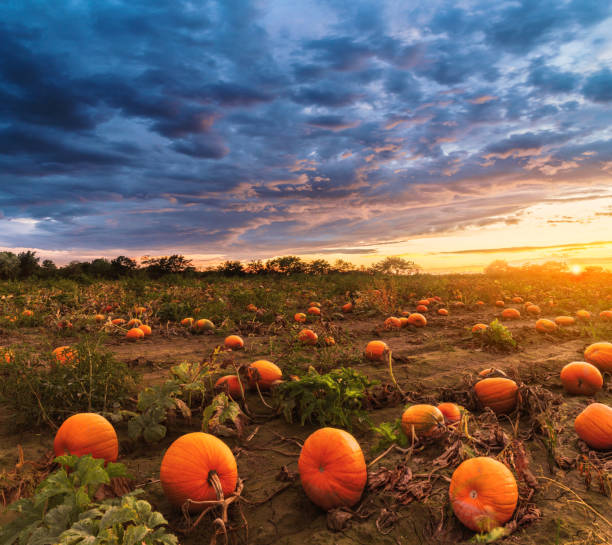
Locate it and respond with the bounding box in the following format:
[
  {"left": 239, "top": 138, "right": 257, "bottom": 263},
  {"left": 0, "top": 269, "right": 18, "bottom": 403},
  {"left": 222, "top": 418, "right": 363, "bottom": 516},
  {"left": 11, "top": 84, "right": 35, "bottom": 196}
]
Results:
[
  {"left": 0, "top": 454, "right": 177, "bottom": 545},
  {"left": 370, "top": 419, "right": 409, "bottom": 452},
  {"left": 481, "top": 319, "right": 517, "bottom": 351},
  {"left": 272, "top": 367, "right": 376, "bottom": 428},
  {"left": 202, "top": 393, "right": 247, "bottom": 437}
]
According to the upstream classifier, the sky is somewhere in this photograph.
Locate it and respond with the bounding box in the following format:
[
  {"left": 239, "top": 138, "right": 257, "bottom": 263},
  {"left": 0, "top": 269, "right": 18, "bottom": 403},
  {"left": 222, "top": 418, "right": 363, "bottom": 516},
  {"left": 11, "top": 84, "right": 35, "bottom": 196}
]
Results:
[{"left": 1, "top": 0, "right": 611, "bottom": 272}]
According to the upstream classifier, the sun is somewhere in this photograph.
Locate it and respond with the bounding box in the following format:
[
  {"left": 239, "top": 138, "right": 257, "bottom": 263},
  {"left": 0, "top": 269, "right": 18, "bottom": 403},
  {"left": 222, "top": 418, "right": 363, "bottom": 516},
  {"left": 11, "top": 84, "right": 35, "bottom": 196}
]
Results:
[{"left": 570, "top": 265, "right": 582, "bottom": 275}]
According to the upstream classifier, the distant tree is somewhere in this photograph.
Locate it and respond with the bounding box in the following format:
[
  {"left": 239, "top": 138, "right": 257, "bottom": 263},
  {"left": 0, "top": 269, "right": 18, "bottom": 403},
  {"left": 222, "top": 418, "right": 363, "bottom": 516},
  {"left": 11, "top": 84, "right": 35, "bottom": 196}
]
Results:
[
  {"left": 18, "top": 251, "right": 40, "bottom": 278},
  {"left": 0, "top": 252, "right": 19, "bottom": 279},
  {"left": 521, "top": 261, "right": 568, "bottom": 274},
  {"left": 40, "top": 259, "right": 57, "bottom": 278},
  {"left": 217, "top": 260, "right": 245, "bottom": 276},
  {"left": 141, "top": 255, "right": 194, "bottom": 276},
  {"left": 484, "top": 260, "right": 512, "bottom": 275},
  {"left": 111, "top": 256, "right": 138, "bottom": 276},
  {"left": 89, "top": 258, "right": 112, "bottom": 277},
  {"left": 307, "top": 259, "right": 331, "bottom": 275},
  {"left": 245, "top": 260, "right": 265, "bottom": 274},
  {"left": 332, "top": 259, "right": 355, "bottom": 273},
  {"left": 265, "top": 256, "right": 306, "bottom": 274},
  {"left": 371, "top": 256, "right": 419, "bottom": 275}
]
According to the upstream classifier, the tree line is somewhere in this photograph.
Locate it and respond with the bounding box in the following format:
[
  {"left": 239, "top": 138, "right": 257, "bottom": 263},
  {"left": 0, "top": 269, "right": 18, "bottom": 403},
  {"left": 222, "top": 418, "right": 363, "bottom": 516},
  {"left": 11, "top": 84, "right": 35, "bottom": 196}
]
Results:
[{"left": 0, "top": 251, "right": 421, "bottom": 280}]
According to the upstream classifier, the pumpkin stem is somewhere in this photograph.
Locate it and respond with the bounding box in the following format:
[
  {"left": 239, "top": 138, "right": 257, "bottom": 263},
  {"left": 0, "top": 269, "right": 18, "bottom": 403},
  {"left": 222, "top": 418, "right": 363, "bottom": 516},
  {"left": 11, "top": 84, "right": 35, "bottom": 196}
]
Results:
[
  {"left": 387, "top": 349, "right": 405, "bottom": 398},
  {"left": 208, "top": 470, "right": 225, "bottom": 501}
]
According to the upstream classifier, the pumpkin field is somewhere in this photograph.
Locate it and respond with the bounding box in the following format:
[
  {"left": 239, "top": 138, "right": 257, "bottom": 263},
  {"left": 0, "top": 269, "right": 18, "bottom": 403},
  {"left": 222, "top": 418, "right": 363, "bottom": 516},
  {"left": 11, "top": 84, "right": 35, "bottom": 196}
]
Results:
[{"left": 1, "top": 269, "right": 612, "bottom": 545}]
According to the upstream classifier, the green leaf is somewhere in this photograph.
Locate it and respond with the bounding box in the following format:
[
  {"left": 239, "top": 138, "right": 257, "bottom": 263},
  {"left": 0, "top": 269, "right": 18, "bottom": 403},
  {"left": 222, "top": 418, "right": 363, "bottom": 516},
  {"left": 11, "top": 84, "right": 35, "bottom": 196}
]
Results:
[{"left": 143, "top": 423, "right": 167, "bottom": 443}]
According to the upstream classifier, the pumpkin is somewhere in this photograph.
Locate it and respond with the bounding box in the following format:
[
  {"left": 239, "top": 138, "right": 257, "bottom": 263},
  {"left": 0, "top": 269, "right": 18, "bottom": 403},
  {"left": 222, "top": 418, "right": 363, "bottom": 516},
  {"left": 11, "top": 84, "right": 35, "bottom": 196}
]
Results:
[
  {"left": 160, "top": 432, "right": 238, "bottom": 509},
  {"left": 246, "top": 303, "right": 258, "bottom": 312},
  {"left": 126, "top": 327, "right": 144, "bottom": 340},
  {"left": 294, "top": 312, "right": 307, "bottom": 323},
  {"left": 574, "top": 403, "right": 612, "bottom": 450},
  {"left": 111, "top": 318, "right": 125, "bottom": 326},
  {"left": 417, "top": 299, "right": 430, "bottom": 306},
  {"left": 384, "top": 317, "right": 402, "bottom": 329},
  {"left": 475, "top": 301, "right": 485, "bottom": 307},
  {"left": 472, "top": 323, "right": 488, "bottom": 333},
  {"left": 399, "top": 317, "right": 410, "bottom": 327},
  {"left": 298, "top": 427, "right": 367, "bottom": 511},
  {"left": 576, "top": 310, "right": 591, "bottom": 320},
  {"left": 341, "top": 302, "right": 353, "bottom": 313},
  {"left": 511, "top": 297, "right": 523, "bottom": 304},
  {"left": 52, "top": 346, "right": 77, "bottom": 364},
  {"left": 584, "top": 342, "right": 612, "bottom": 373},
  {"left": 401, "top": 404, "right": 445, "bottom": 437},
  {"left": 437, "top": 308, "right": 449, "bottom": 316},
  {"left": 449, "top": 457, "right": 518, "bottom": 532},
  {"left": 415, "top": 304, "right": 428, "bottom": 312},
  {"left": 560, "top": 362, "right": 603, "bottom": 396},
  {"left": 474, "top": 378, "right": 518, "bottom": 414},
  {"left": 247, "top": 360, "right": 282, "bottom": 389},
  {"left": 138, "top": 324, "right": 152, "bottom": 336},
  {"left": 94, "top": 314, "right": 106, "bottom": 322},
  {"left": 22, "top": 309, "right": 33, "bottom": 317},
  {"left": 365, "top": 340, "right": 389, "bottom": 361},
  {"left": 195, "top": 318, "right": 215, "bottom": 331},
  {"left": 501, "top": 308, "right": 520, "bottom": 320},
  {"left": 407, "top": 313, "right": 427, "bottom": 327},
  {"left": 437, "top": 402, "right": 461, "bottom": 424},
  {"left": 478, "top": 368, "right": 507, "bottom": 378},
  {"left": 555, "top": 316, "right": 575, "bottom": 326},
  {"left": 309, "top": 301, "right": 321, "bottom": 308},
  {"left": 451, "top": 301, "right": 465, "bottom": 308},
  {"left": 535, "top": 319, "right": 557, "bottom": 333},
  {"left": 324, "top": 336, "right": 336, "bottom": 346},
  {"left": 181, "top": 317, "right": 194, "bottom": 327},
  {"left": 2, "top": 348, "right": 14, "bottom": 364},
  {"left": 126, "top": 318, "right": 142, "bottom": 328},
  {"left": 307, "top": 307, "right": 321, "bottom": 316},
  {"left": 215, "top": 375, "right": 244, "bottom": 397},
  {"left": 526, "top": 304, "right": 541, "bottom": 315},
  {"left": 54, "top": 413, "right": 118, "bottom": 462},
  {"left": 298, "top": 329, "right": 318, "bottom": 345},
  {"left": 599, "top": 310, "right": 612, "bottom": 321},
  {"left": 495, "top": 300, "right": 505, "bottom": 308},
  {"left": 224, "top": 335, "right": 244, "bottom": 350},
  {"left": 400, "top": 310, "right": 412, "bottom": 317}
]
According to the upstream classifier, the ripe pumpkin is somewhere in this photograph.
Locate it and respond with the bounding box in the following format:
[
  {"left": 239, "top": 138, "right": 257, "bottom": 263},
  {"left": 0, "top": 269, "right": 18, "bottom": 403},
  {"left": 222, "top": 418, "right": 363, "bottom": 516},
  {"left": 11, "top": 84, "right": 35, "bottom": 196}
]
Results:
[
  {"left": 22, "top": 309, "right": 33, "bottom": 317},
  {"left": 495, "top": 300, "right": 505, "bottom": 308},
  {"left": 599, "top": 310, "right": 612, "bottom": 321},
  {"left": 126, "top": 327, "right": 144, "bottom": 340},
  {"left": 365, "top": 340, "right": 389, "bottom": 361},
  {"left": 560, "top": 362, "right": 603, "bottom": 395},
  {"left": 298, "top": 427, "right": 367, "bottom": 511},
  {"left": 417, "top": 299, "right": 430, "bottom": 306},
  {"left": 111, "top": 318, "right": 125, "bottom": 326},
  {"left": 574, "top": 403, "right": 612, "bottom": 450},
  {"left": 160, "top": 433, "right": 238, "bottom": 509},
  {"left": 294, "top": 312, "right": 307, "bottom": 323},
  {"left": 437, "top": 402, "right": 461, "bottom": 424},
  {"left": 407, "top": 313, "right": 427, "bottom": 327},
  {"left": 555, "top": 316, "right": 575, "bottom": 326},
  {"left": 399, "top": 317, "right": 410, "bottom": 327},
  {"left": 224, "top": 335, "right": 244, "bottom": 350},
  {"left": 384, "top": 317, "right": 402, "bottom": 329},
  {"left": 298, "top": 329, "right": 318, "bottom": 345},
  {"left": 1, "top": 348, "right": 14, "bottom": 364},
  {"left": 471, "top": 323, "right": 488, "bottom": 333},
  {"left": 138, "top": 324, "right": 152, "bottom": 336},
  {"left": 438, "top": 308, "right": 449, "bottom": 316},
  {"left": 324, "top": 336, "right": 336, "bottom": 346},
  {"left": 54, "top": 413, "right": 118, "bottom": 462},
  {"left": 450, "top": 457, "right": 518, "bottom": 532},
  {"left": 415, "top": 304, "right": 428, "bottom": 312},
  {"left": 511, "top": 297, "right": 523, "bottom": 304},
  {"left": 247, "top": 360, "right": 282, "bottom": 389},
  {"left": 246, "top": 303, "right": 258, "bottom": 312},
  {"left": 307, "top": 307, "right": 321, "bottom": 316},
  {"left": 501, "top": 308, "right": 520, "bottom": 320},
  {"left": 195, "top": 318, "right": 215, "bottom": 331},
  {"left": 126, "top": 318, "right": 142, "bottom": 328},
  {"left": 309, "top": 301, "right": 321, "bottom": 308},
  {"left": 94, "top": 314, "right": 106, "bottom": 322},
  {"left": 475, "top": 301, "right": 485, "bottom": 307},
  {"left": 526, "top": 304, "right": 541, "bottom": 315},
  {"left": 584, "top": 342, "right": 612, "bottom": 373},
  {"left": 181, "top": 317, "right": 194, "bottom": 327},
  {"left": 341, "top": 302, "right": 353, "bottom": 313},
  {"left": 576, "top": 310, "right": 591, "bottom": 320},
  {"left": 474, "top": 378, "right": 518, "bottom": 414},
  {"left": 215, "top": 375, "right": 244, "bottom": 397},
  {"left": 535, "top": 319, "right": 557, "bottom": 333},
  {"left": 401, "top": 404, "right": 445, "bottom": 437},
  {"left": 52, "top": 346, "right": 77, "bottom": 365}
]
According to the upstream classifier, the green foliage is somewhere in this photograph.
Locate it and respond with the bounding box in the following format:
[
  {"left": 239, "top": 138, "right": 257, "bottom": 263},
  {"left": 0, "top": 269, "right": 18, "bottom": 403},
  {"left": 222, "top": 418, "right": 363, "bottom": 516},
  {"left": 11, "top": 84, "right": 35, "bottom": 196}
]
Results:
[
  {"left": 370, "top": 419, "right": 409, "bottom": 452},
  {"left": 480, "top": 319, "right": 517, "bottom": 351},
  {"left": 272, "top": 367, "right": 377, "bottom": 429},
  {"left": 0, "top": 454, "right": 177, "bottom": 545},
  {"left": 202, "top": 393, "right": 247, "bottom": 437}
]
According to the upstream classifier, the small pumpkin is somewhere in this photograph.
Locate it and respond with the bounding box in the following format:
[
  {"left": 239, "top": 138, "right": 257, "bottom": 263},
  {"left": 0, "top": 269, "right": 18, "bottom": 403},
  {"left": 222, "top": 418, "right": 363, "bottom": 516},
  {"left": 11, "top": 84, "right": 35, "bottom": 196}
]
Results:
[
  {"left": 246, "top": 303, "right": 258, "bottom": 312},
  {"left": 407, "top": 313, "right": 427, "bottom": 327},
  {"left": 471, "top": 323, "right": 488, "bottom": 333},
  {"left": 52, "top": 345, "right": 77, "bottom": 364},
  {"left": 126, "top": 327, "right": 144, "bottom": 340},
  {"left": 574, "top": 403, "right": 612, "bottom": 450},
  {"left": 160, "top": 433, "right": 238, "bottom": 510},
  {"left": 94, "top": 314, "right": 106, "bottom": 322},
  {"left": 535, "top": 318, "right": 557, "bottom": 333},
  {"left": 555, "top": 316, "right": 575, "bottom": 326},
  {"left": 324, "top": 336, "right": 336, "bottom": 346},
  {"left": 584, "top": 342, "right": 612, "bottom": 373},
  {"left": 474, "top": 378, "right": 518, "bottom": 414},
  {"left": 181, "top": 317, "right": 194, "bottom": 327},
  {"left": 415, "top": 304, "right": 428, "bottom": 312},
  {"left": 576, "top": 309, "right": 591, "bottom": 320},
  {"left": 501, "top": 308, "right": 520, "bottom": 320},
  {"left": 450, "top": 457, "right": 518, "bottom": 532},
  {"left": 365, "top": 340, "right": 389, "bottom": 361},
  {"left": 341, "top": 302, "right": 353, "bottom": 313},
  {"left": 560, "top": 362, "right": 602, "bottom": 396},
  {"left": 298, "top": 329, "right": 318, "bottom": 345},
  {"left": 511, "top": 296, "right": 523, "bottom": 304},
  {"left": 495, "top": 300, "right": 505, "bottom": 307},
  {"left": 437, "top": 402, "right": 461, "bottom": 424},
  {"left": 138, "top": 324, "right": 152, "bottom": 336},
  {"left": 54, "top": 413, "right": 118, "bottom": 462},
  {"left": 294, "top": 312, "right": 307, "bottom": 323},
  {"left": 111, "top": 318, "right": 125, "bottom": 326},
  {"left": 298, "top": 427, "right": 367, "bottom": 511},
  {"left": 417, "top": 299, "right": 430, "bottom": 306},
  {"left": 307, "top": 306, "right": 321, "bottom": 316},
  {"left": 384, "top": 316, "right": 402, "bottom": 329},
  {"left": 438, "top": 308, "right": 449, "bottom": 316},
  {"left": 215, "top": 375, "right": 244, "bottom": 397},
  {"left": 195, "top": 318, "right": 215, "bottom": 331},
  {"left": 126, "top": 318, "right": 142, "bottom": 328},
  {"left": 401, "top": 404, "right": 445, "bottom": 437},
  {"left": 526, "top": 304, "right": 541, "bottom": 315},
  {"left": 224, "top": 335, "right": 244, "bottom": 350},
  {"left": 247, "top": 360, "right": 282, "bottom": 389}
]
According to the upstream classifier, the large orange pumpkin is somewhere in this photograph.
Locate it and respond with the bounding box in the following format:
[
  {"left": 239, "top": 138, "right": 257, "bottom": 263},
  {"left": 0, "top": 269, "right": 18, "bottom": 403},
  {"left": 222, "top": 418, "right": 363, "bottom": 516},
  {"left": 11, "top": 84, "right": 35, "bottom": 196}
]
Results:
[
  {"left": 574, "top": 403, "right": 612, "bottom": 450},
  {"left": 501, "top": 308, "right": 520, "bottom": 320},
  {"left": 474, "top": 378, "right": 518, "bottom": 414},
  {"left": 401, "top": 404, "right": 445, "bottom": 437},
  {"left": 126, "top": 327, "right": 145, "bottom": 340},
  {"left": 247, "top": 360, "right": 282, "bottom": 389},
  {"left": 584, "top": 342, "right": 612, "bottom": 373},
  {"left": 160, "top": 432, "right": 238, "bottom": 509},
  {"left": 298, "top": 427, "right": 367, "bottom": 511},
  {"left": 407, "top": 313, "right": 427, "bottom": 327},
  {"left": 449, "top": 457, "right": 518, "bottom": 532},
  {"left": 535, "top": 319, "right": 557, "bottom": 333},
  {"left": 365, "top": 340, "right": 389, "bottom": 361},
  {"left": 599, "top": 310, "right": 612, "bottom": 321},
  {"left": 560, "top": 362, "right": 603, "bottom": 396},
  {"left": 54, "top": 413, "right": 118, "bottom": 462}
]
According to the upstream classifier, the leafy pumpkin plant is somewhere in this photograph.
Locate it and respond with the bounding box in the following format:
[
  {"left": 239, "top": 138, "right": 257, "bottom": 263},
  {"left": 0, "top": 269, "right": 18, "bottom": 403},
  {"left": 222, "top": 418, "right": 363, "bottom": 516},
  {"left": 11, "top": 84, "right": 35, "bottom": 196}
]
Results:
[
  {"left": 0, "top": 454, "right": 177, "bottom": 545},
  {"left": 272, "top": 367, "right": 376, "bottom": 428}
]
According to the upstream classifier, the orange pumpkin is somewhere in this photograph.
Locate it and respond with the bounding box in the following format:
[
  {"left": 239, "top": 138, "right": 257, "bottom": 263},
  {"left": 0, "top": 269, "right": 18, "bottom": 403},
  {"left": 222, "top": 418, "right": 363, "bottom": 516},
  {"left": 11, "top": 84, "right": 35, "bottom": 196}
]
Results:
[
  {"left": 417, "top": 299, "right": 430, "bottom": 306},
  {"left": 324, "top": 336, "right": 336, "bottom": 346},
  {"left": 599, "top": 310, "right": 612, "bottom": 321},
  {"left": 471, "top": 323, "right": 488, "bottom": 333},
  {"left": 126, "top": 318, "right": 142, "bottom": 328},
  {"left": 181, "top": 317, "right": 194, "bottom": 327},
  {"left": 247, "top": 360, "right": 282, "bottom": 389},
  {"left": 416, "top": 304, "right": 428, "bottom": 312},
  {"left": 401, "top": 404, "right": 445, "bottom": 437},
  {"left": 111, "top": 318, "right": 125, "bottom": 326},
  {"left": 138, "top": 324, "right": 152, "bottom": 336},
  {"left": 574, "top": 403, "right": 612, "bottom": 450},
  {"left": 341, "top": 302, "right": 353, "bottom": 313},
  {"left": 54, "top": 413, "right": 118, "bottom": 462},
  {"left": 294, "top": 312, "right": 307, "bottom": 323},
  {"left": 298, "top": 329, "right": 318, "bottom": 345},
  {"left": 450, "top": 457, "right": 518, "bottom": 532},
  {"left": 384, "top": 317, "right": 402, "bottom": 329},
  {"left": 474, "top": 378, "right": 518, "bottom": 414},
  {"left": 555, "top": 316, "right": 575, "bottom": 326},
  {"left": 126, "top": 327, "right": 144, "bottom": 340},
  {"left": 407, "top": 313, "right": 427, "bottom": 327},
  {"left": 495, "top": 300, "right": 505, "bottom": 308},
  {"left": 475, "top": 301, "right": 485, "bottom": 307},
  {"left": 307, "top": 307, "right": 321, "bottom": 316},
  {"left": 215, "top": 375, "right": 244, "bottom": 397},
  {"left": 224, "top": 335, "right": 244, "bottom": 349},
  {"left": 526, "top": 304, "right": 541, "bottom": 315},
  {"left": 52, "top": 345, "right": 77, "bottom": 365},
  {"left": 437, "top": 402, "right": 461, "bottom": 424},
  {"left": 399, "top": 317, "right": 410, "bottom": 327},
  {"left": 94, "top": 314, "right": 106, "bottom": 322},
  {"left": 246, "top": 303, "right": 258, "bottom": 312},
  {"left": 298, "top": 427, "right": 367, "bottom": 511},
  {"left": 576, "top": 310, "right": 591, "bottom": 320},
  {"left": 365, "top": 340, "right": 389, "bottom": 361},
  {"left": 535, "top": 319, "right": 557, "bottom": 333},
  {"left": 511, "top": 297, "right": 523, "bottom": 304},
  {"left": 560, "top": 362, "right": 603, "bottom": 396},
  {"left": 437, "top": 308, "right": 449, "bottom": 316},
  {"left": 22, "top": 309, "right": 33, "bottom": 317},
  {"left": 584, "top": 342, "right": 612, "bottom": 373},
  {"left": 309, "top": 301, "right": 321, "bottom": 308},
  {"left": 160, "top": 432, "right": 238, "bottom": 509},
  {"left": 501, "top": 308, "right": 520, "bottom": 320},
  {"left": 1, "top": 348, "right": 14, "bottom": 364},
  {"left": 195, "top": 318, "right": 215, "bottom": 331}
]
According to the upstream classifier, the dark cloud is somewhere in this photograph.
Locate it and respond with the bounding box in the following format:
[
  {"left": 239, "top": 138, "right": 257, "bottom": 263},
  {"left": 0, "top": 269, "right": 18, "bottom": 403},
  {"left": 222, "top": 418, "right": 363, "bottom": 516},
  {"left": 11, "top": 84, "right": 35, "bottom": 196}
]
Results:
[{"left": 582, "top": 68, "right": 612, "bottom": 103}]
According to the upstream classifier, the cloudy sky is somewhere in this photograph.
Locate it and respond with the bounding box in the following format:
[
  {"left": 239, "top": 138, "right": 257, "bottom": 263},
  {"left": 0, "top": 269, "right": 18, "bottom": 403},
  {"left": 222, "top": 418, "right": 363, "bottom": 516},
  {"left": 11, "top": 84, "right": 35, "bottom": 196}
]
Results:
[{"left": 1, "top": 0, "right": 611, "bottom": 271}]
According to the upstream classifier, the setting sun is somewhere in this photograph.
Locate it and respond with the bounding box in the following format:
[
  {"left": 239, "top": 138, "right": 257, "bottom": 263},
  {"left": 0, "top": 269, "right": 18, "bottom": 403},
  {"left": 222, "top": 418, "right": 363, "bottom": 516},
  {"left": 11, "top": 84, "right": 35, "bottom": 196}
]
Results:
[{"left": 571, "top": 265, "right": 583, "bottom": 275}]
